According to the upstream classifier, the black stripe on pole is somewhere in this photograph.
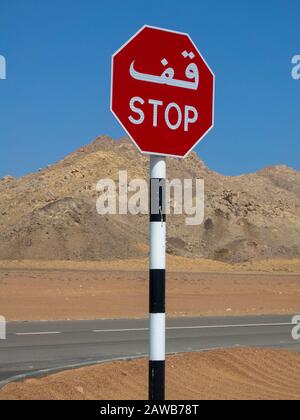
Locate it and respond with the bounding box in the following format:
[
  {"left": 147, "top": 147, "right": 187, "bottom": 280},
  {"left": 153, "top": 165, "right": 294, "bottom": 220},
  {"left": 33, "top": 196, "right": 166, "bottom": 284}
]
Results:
[
  {"left": 150, "top": 213, "right": 166, "bottom": 222},
  {"left": 149, "top": 360, "right": 165, "bottom": 400},
  {"left": 150, "top": 178, "right": 166, "bottom": 222},
  {"left": 149, "top": 269, "right": 166, "bottom": 313}
]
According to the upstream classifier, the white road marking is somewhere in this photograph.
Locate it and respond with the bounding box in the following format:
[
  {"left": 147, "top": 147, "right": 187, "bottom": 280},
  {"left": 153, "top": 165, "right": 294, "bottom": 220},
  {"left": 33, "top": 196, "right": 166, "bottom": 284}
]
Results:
[
  {"left": 15, "top": 331, "right": 61, "bottom": 336},
  {"left": 13, "top": 321, "right": 296, "bottom": 336},
  {"left": 166, "top": 322, "right": 295, "bottom": 330},
  {"left": 92, "top": 322, "right": 295, "bottom": 333},
  {"left": 92, "top": 328, "right": 148, "bottom": 333}
]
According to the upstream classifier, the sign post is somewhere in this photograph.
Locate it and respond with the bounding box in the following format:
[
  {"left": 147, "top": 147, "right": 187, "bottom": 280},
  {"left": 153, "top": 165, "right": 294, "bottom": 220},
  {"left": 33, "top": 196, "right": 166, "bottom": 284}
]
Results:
[
  {"left": 111, "top": 25, "right": 214, "bottom": 401},
  {"left": 149, "top": 155, "right": 166, "bottom": 400}
]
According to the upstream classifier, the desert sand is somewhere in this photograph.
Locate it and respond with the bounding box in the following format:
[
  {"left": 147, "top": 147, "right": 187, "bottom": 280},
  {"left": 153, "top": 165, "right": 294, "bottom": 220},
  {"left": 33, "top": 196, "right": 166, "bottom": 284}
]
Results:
[
  {"left": 1, "top": 256, "right": 300, "bottom": 272},
  {"left": 1, "top": 348, "right": 300, "bottom": 400},
  {"left": 0, "top": 258, "right": 299, "bottom": 321}
]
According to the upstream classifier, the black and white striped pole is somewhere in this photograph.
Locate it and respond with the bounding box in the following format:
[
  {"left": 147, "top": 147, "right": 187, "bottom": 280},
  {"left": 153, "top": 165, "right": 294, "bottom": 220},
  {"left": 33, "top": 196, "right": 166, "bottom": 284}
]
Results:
[{"left": 149, "top": 155, "right": 166, "bottom": 401}]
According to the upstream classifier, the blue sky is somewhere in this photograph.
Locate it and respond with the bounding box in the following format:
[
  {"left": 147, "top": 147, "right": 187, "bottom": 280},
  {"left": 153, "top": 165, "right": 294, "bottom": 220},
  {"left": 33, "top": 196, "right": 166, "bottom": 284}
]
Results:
[{"left": 0, "top": 0, "right": 299, "bottom": 177}]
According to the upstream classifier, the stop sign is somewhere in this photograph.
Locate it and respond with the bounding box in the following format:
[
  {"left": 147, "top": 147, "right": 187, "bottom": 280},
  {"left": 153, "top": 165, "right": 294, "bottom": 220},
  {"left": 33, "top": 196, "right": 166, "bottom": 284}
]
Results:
[{"left": 111, "top": 25, "right": 214, "bottom": 158}]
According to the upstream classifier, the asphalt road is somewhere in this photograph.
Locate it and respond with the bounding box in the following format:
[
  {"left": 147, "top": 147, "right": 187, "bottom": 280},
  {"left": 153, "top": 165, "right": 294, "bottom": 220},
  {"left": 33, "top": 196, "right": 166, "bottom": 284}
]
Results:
[{"left": 0, "top": 315, "right": 299, "bottom": 387}]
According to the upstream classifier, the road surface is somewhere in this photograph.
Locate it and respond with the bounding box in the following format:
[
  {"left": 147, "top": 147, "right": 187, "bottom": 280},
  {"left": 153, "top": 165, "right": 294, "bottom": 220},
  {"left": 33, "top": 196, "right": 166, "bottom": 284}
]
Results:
[{"left": 0, "top": 315, "right": 299, "bottom": 387}]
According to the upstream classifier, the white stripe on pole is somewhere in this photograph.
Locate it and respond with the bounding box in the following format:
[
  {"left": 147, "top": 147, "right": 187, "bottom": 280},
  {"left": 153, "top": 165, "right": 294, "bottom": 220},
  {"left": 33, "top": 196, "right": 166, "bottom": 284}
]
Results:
[
  {"left": 150, "top": 155, "right": 166, "bottom": 179},
  {"left": 150, "top": 313, "right": 166, "bottom": 361},
  {"left": 150, "top": 223, "right": 166, "bottom": 270}
]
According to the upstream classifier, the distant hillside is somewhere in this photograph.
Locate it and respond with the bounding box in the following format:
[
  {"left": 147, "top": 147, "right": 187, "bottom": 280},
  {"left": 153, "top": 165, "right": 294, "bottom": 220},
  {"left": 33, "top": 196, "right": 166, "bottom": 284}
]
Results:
[{"left": 0, "top": 136, "right": 299, "bottom": 263}]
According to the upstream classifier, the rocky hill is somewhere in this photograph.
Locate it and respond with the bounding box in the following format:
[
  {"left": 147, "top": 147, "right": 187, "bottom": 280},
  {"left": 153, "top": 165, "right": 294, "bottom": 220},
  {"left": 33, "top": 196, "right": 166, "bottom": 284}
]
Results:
[{"left": 0, "top": 136, "right": 299, "bottom": 263}]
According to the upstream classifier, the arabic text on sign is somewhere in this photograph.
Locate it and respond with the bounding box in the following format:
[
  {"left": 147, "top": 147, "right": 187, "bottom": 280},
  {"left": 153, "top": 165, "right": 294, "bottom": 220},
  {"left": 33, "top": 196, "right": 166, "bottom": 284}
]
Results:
[{"left": 129, "top": 50, "right": 199, "bottom": 90}]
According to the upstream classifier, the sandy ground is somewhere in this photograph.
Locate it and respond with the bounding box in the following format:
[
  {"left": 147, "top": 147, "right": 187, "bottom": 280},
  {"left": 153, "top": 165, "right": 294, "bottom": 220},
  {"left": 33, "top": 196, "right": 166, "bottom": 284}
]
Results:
[
  {"left": 1, "top": 348, "right": 300, "bottom": 400},
  {"left": 0, "top": 258, "right": 300, "bottom": 321},
  {"left": 1, "top": 256, "right": 300, "bottom": 273}
]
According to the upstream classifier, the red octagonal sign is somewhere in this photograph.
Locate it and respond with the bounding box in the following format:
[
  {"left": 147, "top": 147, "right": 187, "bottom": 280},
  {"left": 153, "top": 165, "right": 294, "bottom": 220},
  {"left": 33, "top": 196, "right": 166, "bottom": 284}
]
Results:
[{"left": 111, "top": 25, "right": 215, "bottom": 158}]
